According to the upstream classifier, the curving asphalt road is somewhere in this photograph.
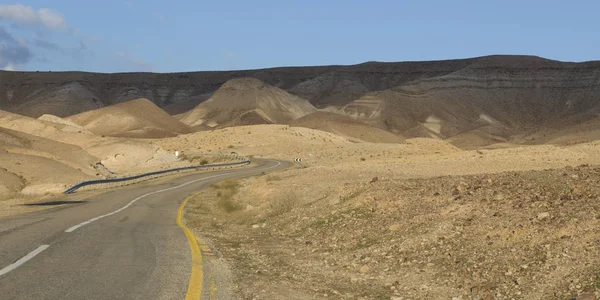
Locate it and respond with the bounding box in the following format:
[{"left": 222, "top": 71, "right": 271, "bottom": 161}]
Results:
[{"left": 0, "top": 159, "right": 290, "bottom": 300}]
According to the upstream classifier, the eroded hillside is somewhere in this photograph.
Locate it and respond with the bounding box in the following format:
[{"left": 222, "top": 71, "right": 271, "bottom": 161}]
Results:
[{"left": 3, "top": 55, "right": 600, "bottom": 147}]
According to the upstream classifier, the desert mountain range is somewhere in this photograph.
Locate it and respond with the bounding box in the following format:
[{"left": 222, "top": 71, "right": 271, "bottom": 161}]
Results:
[
  {"left": 4, "top": 55, "right": 600, "bottom": 298},
  {"left": 2, "top": 55, "right": 600, "bottom": 147}
]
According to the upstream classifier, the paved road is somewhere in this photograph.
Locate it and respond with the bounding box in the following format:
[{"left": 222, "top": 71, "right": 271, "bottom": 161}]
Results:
[{"left": 0, "top": 159, "right": 289, "bottom": 300}]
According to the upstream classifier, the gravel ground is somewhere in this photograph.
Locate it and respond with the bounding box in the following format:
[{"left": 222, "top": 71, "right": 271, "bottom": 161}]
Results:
[{"left": 186, "top": 164, "right": 600, "bottom": 300}]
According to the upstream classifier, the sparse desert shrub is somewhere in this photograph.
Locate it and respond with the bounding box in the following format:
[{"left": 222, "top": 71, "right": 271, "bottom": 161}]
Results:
[
  {"left": 219, "top": 180, "right": 240, "bottom": 191},
  {"left": 212, "top": 180, "right": 241, "bottom": 213},
  {"left": 340, "top": 188, "right": 365, "bottom": 203},
  {"left": 217, "top": 198, "right": 239, "bottom": 213},
  {"left": 269, "top": 191, "right": 297, "bottom": 216},
  {"left": 265, "top": 175, "right": 281, "bottom": 182},
  {"left": 200, "top": 159, "right": 209, "bottom": 165},
  {"left": 360, "top": 157, "right": 366, "bottom": 161},
  {"left": 228, "top": 145, "right": 234, "bottom": 149}
]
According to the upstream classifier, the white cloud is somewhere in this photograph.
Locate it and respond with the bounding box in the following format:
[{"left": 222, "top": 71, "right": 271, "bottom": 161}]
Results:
[
  {"left": 3, "top": 63, "right": 15, "bottom": 71},
  {"left": 0, "top": 4, "right": 66, "bottom": 30},
  {"left": 0, "top": 25, "right": 32, "bottom": 69}
]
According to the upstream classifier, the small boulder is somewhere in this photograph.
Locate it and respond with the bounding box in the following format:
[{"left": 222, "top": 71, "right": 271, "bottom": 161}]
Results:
[
  {"left": 537, "top": 212, "right": 550, "bottom": 220},
  {"left": 571, "top": 185, "right": 584, "bottom": 197},
  {"left": 359, "top": 265, "right": 371, "bottom": 274},
  {"left": 388, "top": 224, "right": 402, "bottom": 231}
]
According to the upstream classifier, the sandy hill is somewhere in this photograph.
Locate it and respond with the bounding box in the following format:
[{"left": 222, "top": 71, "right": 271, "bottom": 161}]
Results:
[
  {"left": 0, "top": 109, "right": 97, "bottom": 144},
  {"left": 290, "top": 111, "right": 403, "bottom": 143},
  {"left": 0, "top": 127, "right": 98, "bottom": 196},
  {"left": 178, "top": 78, "right": 316, "bottom": 128},
  {"left": 0, "top": 109, "right": 185, "bottom": 177},
  {"left": 37, "top": 114, "right": 92, "bottom": 134},
  {"left": 66, "top": 98, "right": 193, "bottom": 138}
]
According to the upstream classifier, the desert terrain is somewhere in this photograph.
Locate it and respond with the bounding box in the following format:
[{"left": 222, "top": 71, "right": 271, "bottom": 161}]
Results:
[{"left": 2, "top": 56, "right": 600, "bottom": 299}]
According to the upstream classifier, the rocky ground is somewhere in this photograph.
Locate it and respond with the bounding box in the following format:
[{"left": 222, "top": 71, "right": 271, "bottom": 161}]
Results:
[{"left": 185, "top": 164, "right": 600, "bottom": 300}]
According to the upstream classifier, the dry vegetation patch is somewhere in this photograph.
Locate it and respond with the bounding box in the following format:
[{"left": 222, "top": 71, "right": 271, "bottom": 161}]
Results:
[{"left": 186, "top": 164, "right": 600, "bottom": 300}]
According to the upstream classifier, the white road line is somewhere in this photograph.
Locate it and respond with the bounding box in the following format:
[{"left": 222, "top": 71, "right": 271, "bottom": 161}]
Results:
[
  {"left": 65, "top": 160, "right": 282, "bottom": 233},
  {"left": 0, "top": 245, "right": 50, "bottom": 276}
]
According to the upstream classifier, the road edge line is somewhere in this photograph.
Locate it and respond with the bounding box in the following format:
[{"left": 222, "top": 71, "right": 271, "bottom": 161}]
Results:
[{"left": 177, "top": 192, "right": 204, "bottom": 300}]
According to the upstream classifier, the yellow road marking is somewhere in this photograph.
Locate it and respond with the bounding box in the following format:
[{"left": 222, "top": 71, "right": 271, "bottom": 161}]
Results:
[{"left": 177, "top": 192, "right": 204, "bottom": 300}]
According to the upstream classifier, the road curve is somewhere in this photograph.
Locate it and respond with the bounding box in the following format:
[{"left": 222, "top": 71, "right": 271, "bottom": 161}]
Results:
[{"left": 0, "top": 159, "right": 290, "bottom": 300}]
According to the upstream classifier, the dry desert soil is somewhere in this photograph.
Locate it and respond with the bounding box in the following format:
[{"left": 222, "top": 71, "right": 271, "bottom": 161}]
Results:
[{"left": 2, "top": 56, "right": 600, "bottom": 299}]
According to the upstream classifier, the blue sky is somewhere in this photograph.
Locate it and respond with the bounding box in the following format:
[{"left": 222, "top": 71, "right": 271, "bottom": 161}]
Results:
[{"left": 0, "top": 1, "right": 599, "bottom": 73}]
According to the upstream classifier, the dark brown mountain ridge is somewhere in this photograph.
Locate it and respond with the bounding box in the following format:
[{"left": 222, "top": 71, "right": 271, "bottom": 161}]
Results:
[
  {"left": 0, "top": 55, "right": 568, "bottom": 117},
  {"left": 2, "top": 55, "right": 600, "bottom": 147}
]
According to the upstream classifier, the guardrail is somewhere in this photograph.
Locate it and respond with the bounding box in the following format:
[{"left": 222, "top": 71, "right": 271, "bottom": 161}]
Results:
[{"left": 64, "top": 156, "right": 250, "bottom": 194}]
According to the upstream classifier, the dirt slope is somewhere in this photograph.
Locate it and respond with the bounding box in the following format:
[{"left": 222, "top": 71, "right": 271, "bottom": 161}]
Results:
[
  {"left": 0, "top": 127, "right": 98, "bottom": 196},
  {"left": 178, "top": 78, "right": 316, "bottom": 128},
  {"left": 290, "top": 111, "right": 403, "bottom": 143},
  {"left": 0, "top": 109, "right": 186, "bottom": 177},
  {"left": 172, "top": 124, "right": 600, "bottom": 299},
  {"left": 66, "top": 98, "right": 193, "bottom": 138}
]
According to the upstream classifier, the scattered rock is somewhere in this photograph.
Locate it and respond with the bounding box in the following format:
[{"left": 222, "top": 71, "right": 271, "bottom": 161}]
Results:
[
  {"left": 537, "top": 212, "right": 550, "bottom": 220},
  {"left": 252, "top": 224, "right": 260, "bottom": 229},
  {"left": 370, "top": 176, "right": 379, "bottom": 183},
  {"left": 359, "top": 265, "right": 371, "bottom": 274},
  {"left": 453, "top": 181, "right": 470, "bottom": 194},
  {"left": 389, "top": 224, "right": 402, "bottom": 231},
  {"left": 571, "top": 185, "right": 584, "bottom": 197}
]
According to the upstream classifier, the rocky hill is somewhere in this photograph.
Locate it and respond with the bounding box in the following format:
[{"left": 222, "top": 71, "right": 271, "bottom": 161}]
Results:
[
  {"left": 0, "top": 55, "right": 490, "bottom": 117},
  {"left": 2, "top": 55, "right": 600, "bottom": 146},
  {"left": 178, "top": 78, "right": 316, "bottom": 129}
]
